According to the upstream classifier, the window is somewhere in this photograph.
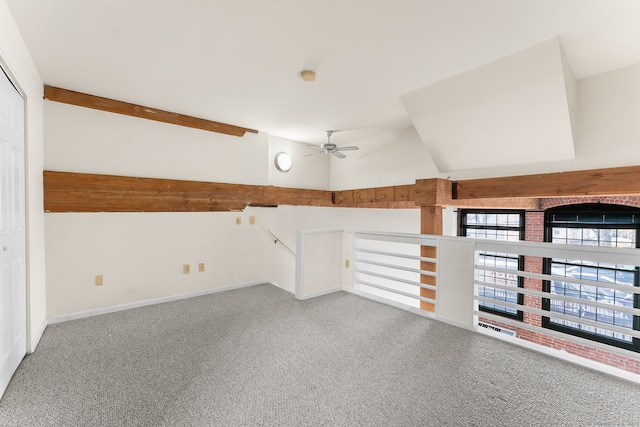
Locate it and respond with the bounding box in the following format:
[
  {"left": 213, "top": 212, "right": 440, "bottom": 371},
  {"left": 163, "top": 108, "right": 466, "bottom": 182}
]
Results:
[
  {"left": 460, "top": 210, "right": 525, "bottom": 320},
  {"left": 543, "top": 204, "right": 640, "bottom": 352}
]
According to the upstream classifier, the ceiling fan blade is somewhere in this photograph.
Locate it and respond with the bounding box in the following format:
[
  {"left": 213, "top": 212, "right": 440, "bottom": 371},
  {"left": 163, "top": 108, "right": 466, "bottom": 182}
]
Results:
[
  {"left": 307, "top": 144, "right": 322, "bottom": 148},
  {"left": 304, "top": 151, "right": 323, "bottom": 157},
  {"left": 334, "top": 146, "right": 359, "bottom": 151},
  {"left": 331, "top": 151, "right": 347, "bottom": 159}
]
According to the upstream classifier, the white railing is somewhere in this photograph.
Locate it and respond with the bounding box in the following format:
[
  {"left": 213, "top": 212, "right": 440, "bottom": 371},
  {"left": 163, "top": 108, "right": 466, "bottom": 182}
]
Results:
[
  {"left": 474, "top": 239, "right": 640, "bottom": 361},
  {"left": 266, "top": 229, "right": 296, "bottom": 256},
  {"left": 352, "top": 232, "right": 478, "bottom": 329},
  {"left": 295, "top": 230, "right": 640, "bottom": 378},
  {"left": 353, "top": 232, "right": 438, "bottom": 317}
]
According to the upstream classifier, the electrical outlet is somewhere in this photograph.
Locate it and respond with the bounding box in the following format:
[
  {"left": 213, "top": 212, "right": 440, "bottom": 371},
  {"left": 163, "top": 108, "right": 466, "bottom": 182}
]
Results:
[
  {"left": 95, "top": 274, "right": 104, "bottom": 286},
  {"left": 183, "top": 264, "right": 191, "bottom": 274},
  {"left": 345, "top": 259, "right": 351, "bottom": 268},
  {"left": 199, "top": 262, "right": 205, "bottom": 272},
  {"left": 250, "top": 216, "right": 255, "bottom": 225},
  {"left": 236, "top": 217, "right": 241, "bottom": 225}
]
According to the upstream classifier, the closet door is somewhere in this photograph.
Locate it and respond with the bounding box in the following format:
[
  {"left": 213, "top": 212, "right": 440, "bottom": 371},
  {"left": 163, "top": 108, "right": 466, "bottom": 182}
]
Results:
[{"left": 0, "top": 66, "right": 26, "bottom": 400}]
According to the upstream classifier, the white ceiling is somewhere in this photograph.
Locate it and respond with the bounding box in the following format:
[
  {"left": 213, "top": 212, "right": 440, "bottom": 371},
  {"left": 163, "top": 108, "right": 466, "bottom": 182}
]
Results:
[{"left": 6, "top": 0, "right": 640, "bottom": 147}]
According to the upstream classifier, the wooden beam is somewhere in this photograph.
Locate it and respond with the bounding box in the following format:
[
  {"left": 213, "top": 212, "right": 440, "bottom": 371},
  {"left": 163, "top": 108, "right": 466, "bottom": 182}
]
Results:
[
  {"left": 56, "top": 166, "right": 640, "bottom": 213},
  {"left": 333, "top": 201, "right": 418, "bottom": 209},
  {"left": 333, "top": 185, "right": 417, "bottom": 209},
  {"left": 44, "top": 171, "right": 333, "bottom": 212},
  {"left": 455, "top": 165, "right": 640, "bottom": 200},
  {"left": 333, "top": 182, "right": 538, "bottom": 209},
  {"left": 44, "top": 172, "right": 257, "bottom": 212},
  {"left": 447, "top": 198, "right": 540, "bottom": 210},
  {"left": 415, "top": 179, "right": 450, "bottom": 207},
  {"left": 43, "top": 85, "right": 259, "bottom": 137},
  {"left": 420, "top": 206, "right": 443, "bottom": 312},
  {"left": 263, "top": 186, "right": 333, "bottom": 207}
]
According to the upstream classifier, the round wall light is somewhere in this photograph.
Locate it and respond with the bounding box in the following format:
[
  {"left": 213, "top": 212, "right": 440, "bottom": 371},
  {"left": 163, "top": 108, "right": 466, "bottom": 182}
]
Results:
[{"left": 274, "top": 152, "right": 292, "bottom": 173}]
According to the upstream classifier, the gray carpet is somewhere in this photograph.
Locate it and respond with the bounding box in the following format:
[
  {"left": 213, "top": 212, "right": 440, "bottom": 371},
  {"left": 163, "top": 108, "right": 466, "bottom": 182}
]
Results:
[{"left": 1, "top": 284, "right": 638, "bottom": 426}]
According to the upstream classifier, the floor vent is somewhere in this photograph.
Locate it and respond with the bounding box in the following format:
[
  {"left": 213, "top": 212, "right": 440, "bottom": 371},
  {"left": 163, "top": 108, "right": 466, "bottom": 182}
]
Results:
[{"left": 479, "top": 322, "right": 516, "bottom": 337}]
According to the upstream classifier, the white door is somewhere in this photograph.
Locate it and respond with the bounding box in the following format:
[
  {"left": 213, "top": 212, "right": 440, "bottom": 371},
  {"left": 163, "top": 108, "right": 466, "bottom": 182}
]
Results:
[{"left": 0, "top": 66, "right": 26, "bottom": 400}]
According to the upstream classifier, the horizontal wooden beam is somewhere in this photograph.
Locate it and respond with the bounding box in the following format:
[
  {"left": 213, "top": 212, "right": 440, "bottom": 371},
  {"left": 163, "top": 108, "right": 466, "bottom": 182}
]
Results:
[
  {"left": 43, "top": 86, "right": 259, "bottom": 137},
  {"left": 44, "top": 171, "right": 333, "bottom": 212},
  {"left": 414, "top": 178, "right": 539, "bottom": 209},
  {"left": 51, "top": 165, "right": 640, "bottom": 213},
  {"left": 263, "top": 186, "right": 334, "bottom": 207},
  {"left": 448, "top": 198, "right": 540, "bottom": 210},
  {"left": 454, "top": 165, "right": 640, "bottom": 200},
  {"left": 333, "top": 182, "right": 538, "bottom": 209},
  {"left": 333, "top": 185, "right": 417, "bottom": 209}
]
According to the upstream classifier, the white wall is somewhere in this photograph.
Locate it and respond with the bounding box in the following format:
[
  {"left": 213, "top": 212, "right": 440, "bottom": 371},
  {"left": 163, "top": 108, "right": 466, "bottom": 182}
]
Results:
[
  {"left": 44, "top": 206, "right": 420, "bottom": 317},
  {"left": 401, "top": 38, "right": 576, "bottom": 173},
  {"left": 0, "top": 0, "right": 46, "bottom": 350},
  {"left": 43, "top": 93, "right": 422, "bottom": 317},
  {"left": 45, "top": 212, "right": 262, "bottom": 317},
  {"left": 45, "top": 102, "right": 269, "bottom": 184},
  {"left": 39, "top": 20, "right": 640, "bottom": 319},
  {"left": 268, "top": 135, "right": 329, "bottom": 189},
  {"left": 330, "top": 126, "right": 438, "bottom": 191},
  {"left": 252, "top": 205, "right": 420, "bottom": 295},
  {"left": 575, "top": 62, "right": 640, "bottom": 167},
  {"left": 426, "top": 61, "right": 640, "bottom": 181},
  {"left": 42, "top": 102, "right": 269, "bottom": 317}
]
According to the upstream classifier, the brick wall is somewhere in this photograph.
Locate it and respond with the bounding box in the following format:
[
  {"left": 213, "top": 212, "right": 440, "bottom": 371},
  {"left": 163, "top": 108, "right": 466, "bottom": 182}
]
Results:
[
  {"left": 541, "top": 196, "right": 640, "bottom": 210},
  {"left": 479, "top": 197, "right": 640, "bottom": 375}
]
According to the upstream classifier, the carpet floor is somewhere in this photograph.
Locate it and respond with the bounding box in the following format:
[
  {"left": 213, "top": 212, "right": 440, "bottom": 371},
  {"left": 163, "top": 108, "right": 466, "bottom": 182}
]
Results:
[{"left": 0, "top": 283, "right": 638, "bottom": 426}]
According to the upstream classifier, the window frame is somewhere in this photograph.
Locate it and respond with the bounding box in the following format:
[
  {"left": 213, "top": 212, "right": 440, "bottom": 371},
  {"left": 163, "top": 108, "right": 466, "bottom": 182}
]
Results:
[
  {"left": 459, "top": 209, "right": 525, "bottom": 321},
  {"left": 542, "top": 203, "right": 640, "bottom": 353}
]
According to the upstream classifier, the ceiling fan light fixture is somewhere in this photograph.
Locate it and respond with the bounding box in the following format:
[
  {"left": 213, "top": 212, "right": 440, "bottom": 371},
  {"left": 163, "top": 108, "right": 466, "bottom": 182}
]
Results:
[
  {"left": 300, "top": 70, "right": 316, "bottom": 82},
  {"left": 304, "top": 130, "right": 359, "bottom": 159}
]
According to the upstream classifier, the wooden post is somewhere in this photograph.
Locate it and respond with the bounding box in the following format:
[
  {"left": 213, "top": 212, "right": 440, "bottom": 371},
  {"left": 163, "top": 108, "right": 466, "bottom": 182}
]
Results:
[
  {"left": 420, "top": 206, "right": 443, "bottom": 311},
  {"left": 415, "top": 179, "right": 450, "bottom": 312}
]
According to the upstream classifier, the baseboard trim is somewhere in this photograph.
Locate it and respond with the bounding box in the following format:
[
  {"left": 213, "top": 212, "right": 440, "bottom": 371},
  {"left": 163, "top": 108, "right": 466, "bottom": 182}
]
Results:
[
  {"left": 47, "top": 281, "right": 265, "bottom": 325},
  {"left": 29, "top": 319, "right": 48, "bottom": 353},
  {"left": 347, "top": 288, "right": 640, "bottom": 384},
  {"left": 478, "top": 325, "right": 640, "bottom": 385},
  {"left": 295, "top": 286, "right": 342, "bottom": 300}
]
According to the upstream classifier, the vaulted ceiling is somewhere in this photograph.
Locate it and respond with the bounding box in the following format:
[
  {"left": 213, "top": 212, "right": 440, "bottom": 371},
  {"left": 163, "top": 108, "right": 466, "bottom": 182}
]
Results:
[{"left": 7, "top": 0, "right": 640, "bottom": 171}]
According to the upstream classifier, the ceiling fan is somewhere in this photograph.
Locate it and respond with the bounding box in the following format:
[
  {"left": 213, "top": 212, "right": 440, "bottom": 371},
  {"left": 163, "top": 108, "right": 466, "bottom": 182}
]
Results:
[{"left": 305, "top": 130, "right": 359, "bottom": 159}]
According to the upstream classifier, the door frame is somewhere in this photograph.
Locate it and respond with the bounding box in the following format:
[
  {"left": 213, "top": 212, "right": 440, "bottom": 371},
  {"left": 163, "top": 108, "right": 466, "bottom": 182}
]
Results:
[{"left": 0, "top": 56, "right": 30, "bottom": 355}]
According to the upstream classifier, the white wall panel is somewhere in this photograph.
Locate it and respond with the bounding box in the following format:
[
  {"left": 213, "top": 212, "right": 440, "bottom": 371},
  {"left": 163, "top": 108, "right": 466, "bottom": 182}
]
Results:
[
  {"left": 576, "top": 62, "right": 640, "bottom": 167},
  {"left": 436, "top": 239, "right": 475, "bottom": 329},
  {"left": 402, "top": 38, "right": 575, "bottom": 173},
  {"left": 438, "top": 60, "right": 640, "bottom": 181},
  {"left": 329, "top": 127, "right": 438, "bottom": 191},
  {"left": 44, "top": 206, "right": 420, "bottom": 317},
  {"left": 44, "top": 212, "right": 262, "bottom": 317},
  {"left": 297, "top": 230, "right": 343, "bottom": 299},
  {"left": 44, "top": 102, "right": 269, "bottom": 185},
  {"left": 268, "top": 135, "right": 329, "bottom": 189}
]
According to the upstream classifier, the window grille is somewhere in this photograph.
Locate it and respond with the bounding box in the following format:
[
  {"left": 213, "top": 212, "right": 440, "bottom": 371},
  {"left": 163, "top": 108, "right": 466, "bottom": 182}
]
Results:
[
  {"left": 460, "top": 210, "right": 525, "bottom": 320},
  {"left": 543, "top": 204, "right": 640, "bottom": 352}
]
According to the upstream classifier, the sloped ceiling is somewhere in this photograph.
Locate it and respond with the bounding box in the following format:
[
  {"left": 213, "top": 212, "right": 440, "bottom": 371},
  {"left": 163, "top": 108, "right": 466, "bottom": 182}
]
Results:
[{"left": 401, "top": 38, "right": 576, "bottom": 172}]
